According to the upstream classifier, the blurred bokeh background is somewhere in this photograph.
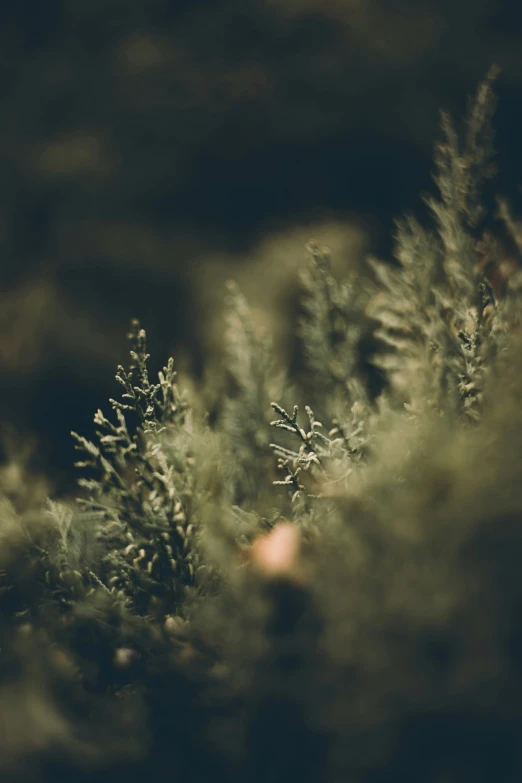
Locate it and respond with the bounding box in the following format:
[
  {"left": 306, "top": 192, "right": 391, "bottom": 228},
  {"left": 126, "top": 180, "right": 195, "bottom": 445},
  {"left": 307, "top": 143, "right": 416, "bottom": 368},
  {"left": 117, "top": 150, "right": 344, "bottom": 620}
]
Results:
[{"left": 1, "top": 0, "right": 522, "bottom": 494}]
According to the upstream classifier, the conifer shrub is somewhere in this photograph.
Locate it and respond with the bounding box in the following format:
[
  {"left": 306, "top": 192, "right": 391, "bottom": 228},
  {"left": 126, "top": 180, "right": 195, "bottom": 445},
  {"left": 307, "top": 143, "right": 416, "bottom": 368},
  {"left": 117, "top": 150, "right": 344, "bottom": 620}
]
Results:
[{"left": 2, "top": 66, "right": 522, "bottom": 781}]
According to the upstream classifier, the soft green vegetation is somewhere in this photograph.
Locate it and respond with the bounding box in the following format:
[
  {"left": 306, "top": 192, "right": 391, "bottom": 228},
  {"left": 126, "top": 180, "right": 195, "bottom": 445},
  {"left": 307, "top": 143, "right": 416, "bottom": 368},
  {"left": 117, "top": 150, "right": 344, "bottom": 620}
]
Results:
[{"left": 1, "top": 68, "right": 522, "bottom": 782}]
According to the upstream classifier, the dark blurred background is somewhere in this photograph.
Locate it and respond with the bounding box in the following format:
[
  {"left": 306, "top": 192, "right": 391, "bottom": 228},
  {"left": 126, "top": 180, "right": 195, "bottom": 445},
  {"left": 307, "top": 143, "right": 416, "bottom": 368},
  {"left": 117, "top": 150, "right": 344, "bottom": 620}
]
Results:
[{"left": 1, "top": 0, "right": 522, "bottom": 494}]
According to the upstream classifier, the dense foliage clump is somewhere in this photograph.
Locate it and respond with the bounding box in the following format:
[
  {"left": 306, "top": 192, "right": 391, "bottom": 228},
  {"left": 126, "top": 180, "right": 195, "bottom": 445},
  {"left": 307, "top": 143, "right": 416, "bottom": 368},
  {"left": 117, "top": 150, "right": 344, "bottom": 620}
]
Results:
[{"left": 2, "top": 68, "right": 522, "bottom": 782}]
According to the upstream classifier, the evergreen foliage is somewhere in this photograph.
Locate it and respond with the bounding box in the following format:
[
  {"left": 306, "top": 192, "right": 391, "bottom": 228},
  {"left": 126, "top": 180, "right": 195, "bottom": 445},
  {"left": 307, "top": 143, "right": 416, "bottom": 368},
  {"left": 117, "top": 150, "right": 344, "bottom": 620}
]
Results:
[{"left": 2, "top": 68, "right": 522, "bottom": 781}]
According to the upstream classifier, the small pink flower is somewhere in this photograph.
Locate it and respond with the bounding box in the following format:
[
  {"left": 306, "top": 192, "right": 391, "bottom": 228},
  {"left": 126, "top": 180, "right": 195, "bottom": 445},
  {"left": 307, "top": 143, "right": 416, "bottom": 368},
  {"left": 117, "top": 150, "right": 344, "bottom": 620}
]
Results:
[
  {"left": 113, "top": 647, "right": 140, "bottom": 669},
  {"left": 164, "top": 615, "right": 185, "bottom": 635},
  {"left": 250, "top": 522, "right": 301, "bottom": 578}
]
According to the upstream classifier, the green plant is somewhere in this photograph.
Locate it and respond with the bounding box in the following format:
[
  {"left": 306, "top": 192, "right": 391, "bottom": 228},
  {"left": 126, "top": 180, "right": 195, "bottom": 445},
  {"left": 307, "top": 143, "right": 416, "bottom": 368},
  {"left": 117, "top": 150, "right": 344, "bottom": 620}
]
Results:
[
  {"left": 71, "top": 318, "right": 198, "bottom": 619},
  {"left": 2, "top": 68, "right": 522, "bottom": 782}
]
